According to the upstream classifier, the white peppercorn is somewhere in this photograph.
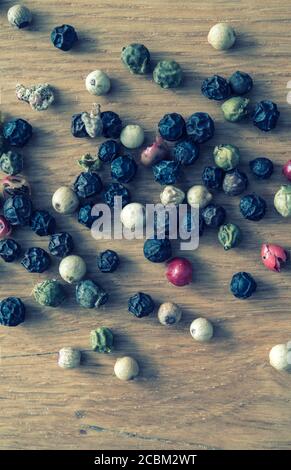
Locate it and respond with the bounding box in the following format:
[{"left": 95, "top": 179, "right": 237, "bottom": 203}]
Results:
[
  {"left": 52, "top": 186, "right": 79, "bottom": 214},
  {"left": 58, "top": 347, "right": 81, "bottom": 369},
  {"left": 120, "top": 202, "right": 146, "bottom": 231},
  {"left": 120, "top": 125, "right": 145, "bottom": 149},
  {"left": 85, "top": 70, "right": 111, "bottom": 96},
  {"left": 160, "top": 185, "right": 185, "bottom": 206},
  {"left": 269, "top": 343, "right": 291, "bottom": 371},
  {"left": 81, "top": 104, "right": 103, "bottom": 138},
  {"left": 59, "top": 255, "right": 86, "bottom": 284},
  {"left": 158, "top": 302, "right": 182, "bottom": 326},
  {"left": 207, "top": 23, "right": 236, "bottom": 51},
  {"left": 187, "top": 185, "right": 213, "bottom": 209},
  {"left": 16, "top": 83, "right": 54, "bottom": 111},
  {"left": 7, "top": 4, "right": 32, "bottom": 29},
  {"left": 114, "top": 356, "right": 139, "bottom": 381},
  {"left": 190, "top": 317, "right": 213, "bottom": 342}
]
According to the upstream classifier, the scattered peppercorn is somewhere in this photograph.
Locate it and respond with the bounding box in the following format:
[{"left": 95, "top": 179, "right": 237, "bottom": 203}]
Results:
[
  {"left": 202, "top": 204, "right": 226, "bottom": 228},
  {"left": 252, "top": 100, "right": 280, "bottom": 132},
  {"left": 166, "top": 257, "right": 193, "bottom": 286},
  {"left": 3, "top": 194, "right": 32, "bottom": 226},
  {"left": 16, "top": 83, "right": 54, "bottom": 111},
  {"left": 187, "top": 185, "right": 213, "bottom": 209},
  {"left": 190, "top": 317, "right": 213, "bottom": 342},
  {"left": 103, "top": 182, "right": 131, "bottom": 208},
  {"left": 0, "top": 151, "right": 23, "bottom": 176},
  {"left": 240, "top": 193, "right": 267, "bottom": 221},
  {"left": 114, "top": 356, "right": 139, "bottom": 381},
  {"left": 97, "top": 249, "right": 120, "bottom": 273},
  {"left": 78, "top": 201, "right": 102, "bottom": 229},
  {"left": 48, "top": 232, "right": 74, "bottom": 258},
  {"left": 221, "top": 97, "right": 249, "bottom": 122},
  {"left": 7, "top": 4, "right": 32, "bottom": 29},
  {"left": 208, "top": 23, "right": 236, "bottom": 50},
  {"left": 59, "top": 255, "right": 86, "bottom": 284},
  {"left": 128, "top": 292, "right": 155, "bottom": 318},
  {"left": 229, "top": 71, "right": 253, "bottom": 95},
  {"left": 98, "top": 140, "right": 119, "bottom": 163},
  {"left": 76, "top": 279, "right": 108, "bottom": 308},
  {"left": 52, "top": 186, "right": 79, "bottom": 214},
  {"left": 81, "top": 104, "right": 103, "bottom": 138},
  {"left": 213, "top": 144, "right": 240, "bottom": 171},
  {"left": 30, "top": 210, "right": 56, "bottom": 236},
  {"left": 121, "top": 43, "right": 151, "bottom": 74},
  {"left": 111, "top": 155, "right": 137, "bottom": 183},
  {"left": 0, "top": 215, "right": 12, "bottom": 238},
  {"left": 153, "top": 160, "right": 180, "bottom": 185},
  {"left": 249, "top": 157, "right": 274, "bottom": 179},
  {"left": 182, "top": 208, "right": 205, "bottom": 237},
  {"left": 186, "top": 112, "right": 215, "bottom": 144},
  {"left": 218, "top": 223, "right": 241, "bottom": 250},
  {"left": 230, "top": 272, "right": 257, "bottom": 299},
  {"left": 261, "top": 243, "right": 287, "bottom": 272},
  {"left": 21, "top": 247, "right": 51, "bottom": 273},
  {"left": 3, "top": 118, "right": 32, "bottom": 147},
  {"left": 51, "top": 24, "right": 78, "bottom": 51},
  {"left": 269, "top": 343, "right": 291, "bottom": 371},
  {"left": 202, "top": 166, "right": 224, "bottom": 190},
  {"left": 0, "top": 238, "right": 21, "bottom": 262},
  {"left": 173, "top": 139, "right": 199, "bottom": 166},
  {"left": 282, "top": 160, "right": 291, "bottom": 182},
  {"left": 153, "top": 60, "right": 182, "bottom": 88},
  {"left": 73, "top": 171, "right": 103, "bottom": 199},
  {"left": 100, "top": 111, "right": 122, "bottom": 139},
  {"left": 0, "top": 297, "right": 25, "bottom": 327},
  {"left": 1, "top": 175, "right": 31, "bottom": 199},
  {"left": 223, "top": 169, "right": 248, "bottom": 196},
  {"left": 153, "top": 209, "right": 173, "bottom": 238},
  {"left": 143, "top": 237, "right": 172, "bottom": 263},
  {"left": 78, "top": 153, "right": 102, "bottom": 172},
  {"left": 160, "top": 185, "right": 185, "bottom": 206},
  {"left": 90, "top": 327, "right": 114, "bottom": 353},
  {"left": 33, "top": 279, "right": 66, "bottom": 307},
  {"left": 120, "top": 124, "right": 145, "bottom": 149},
  {"left": 120, "top": 202, "right": 145, "bottom": 231},
  {"left": 141, "top": 136, "right": 169, "bottom": 167},
  {"left": 58, "top": 347, "right": 81, "bottom": 369},
  {"left": 158, "top": 113, "right": 186, "bottom": 141},
  {"left": 201, "top": 75, "right": 231, "bottom": 100},
  {"left": 274, "top": 185, "right": 291, "bottom": 217},
  {"left": 85, "top": 70, "right": 111, "bottom": 95},
  {"left": 71, "top": 113, "right": 88, "bottom": 138},
  {"left": 158, "top": 302, "right": 182, "bottom": 326}
]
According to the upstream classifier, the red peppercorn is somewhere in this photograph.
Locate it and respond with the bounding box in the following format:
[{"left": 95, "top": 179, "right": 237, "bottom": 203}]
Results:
[
  {"left": 140, "top": 136, "right": 169, "bottom": 167},
  {"left": 261, "top": 243, "right": 288, "bottom": 272},
  {"left": 166, "top": 257, "right": 193, "bottom": 286},
  {"left": 0, "top": 215, "right": 12, "bottom": 239},
  {"left": 282, "top": 160, "right": 291, "bottom": 181}
]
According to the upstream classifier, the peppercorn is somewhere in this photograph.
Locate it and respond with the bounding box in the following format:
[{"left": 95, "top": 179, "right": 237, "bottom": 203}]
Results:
[
  {"left": 51, "top": 24, "right": 78, "bottom": 51},
  {"left": 173, "top": 139, "right": 199, "bottom": 166},
  {"left": 218, "top": 223, "right": 241, "bottom": 250},
  {"left": 230, "top": 271, "right": 257, "bottom": 299},
  {"left": 128, "top": 292, "right": 155, "bottom": 318},
  {"left": 85, "top": 70, "right": 111, "bottom": 96},
  {"left": 3, "top": 194, "right": 32, "bottom": 226},
  {"left": 121, "top": 43, "right": 151, "bottom": 74},
  {"left": 0, "top": 151, "right": 23, "bottom": 176},
  {"left": 97, "top": 249, "right": 119, "bottom": 273},
  {"left": 120, "top": 124, "right": 145, "bottom": 149},
  {"left": 158, "top": 302, "right": 182, "bottom": 326},
  {"left": 0, "top": 215, "right": 12, "bottom": 238},
  {"left": 0, "top": 238, "right": 21, "bottom": 262},
  {"left": 48, "top": 232, "right": 74, "bottom": 258},
  {"left": 1, "top": 175, "right": 31, "bottom": 198},
  {"left": 98, "top": 140, "right": 119, "bottom": 163},
  {"left": 90, "top": 327, "right": 114, "bottom": 353},
  {"left": 52, "top": 186, "right": 79, "bottom": 214},
  {"left": 78, "top": 202, "right": 102, "bottom": 229},
  {"left": 202, "top": 166, "right": 224, "bottom": 190},
  {"left": 229, "top": 71, "right": 253, "bottom": 95},
  {"left": 101, "top": 111, "right": 122, "bottom": 139},
  {"left": 21, "top": 247, "right": 51, "bottom": 273},
  {"left": 201, "top": 75, "right": 231, "bottom": 101},
  {"left": 269, "top": 343, "right": 291, "bottom": 371},
  {"left": 141, "top": 136, "right": 169, "bottom": 167},
  {"left": 33, "top": 279, "right": 66, "bottom": 307},
  {"left": 114, "top": 356, "right": 139, "bottom": 381},
  {"left": 160, "top": 185, "right": 185, "bottom": 206},
  {"left": 252, "top": 100, "right": 280, "bottom": 132},
  {"left": 78, "top": 153, "right": 102, "bottom": 172},
  {"left": 182, "top": 209, "right": 205, "bottom": 237},
  {"left": 111, "top": 155, "right": 137, "bottom": 183},
  {"left": 249, "top": 157, "right": 274, "bottom": 179},
  {"left": 16, "top": 83, "right": 54, "bottom": 111},
  {"left": 166, "top": 257, "right": 193, "bottom": 286},
  {"left": 153, "top": 160, "right": 180, "bottom": 185},
  {"left": 71, "top": 113, "right": 88, "bottom": 138},
  {"left": 190, "top": 317, "right": 213, "bottom": 342},
  {"left": 103, "top": 182, "right": 131, "bottom": 208},
  {"left": 59, "top": 255, "right": 86, "bottom": 284},
  {"left": 30, "top": 210, "right": 56, "bottom": 236},
  {"left": 81, "top": 104, "right": 103, "bottom": 139},
  {"left": 202, "top": 204, "right": 226, "bottom": 228},
  {"left": 73, "top": 171, "right": 103, "bottom": 199},
  {"left": 3, "top": 118, "right": 32, "bottom": 147},
  {"left": 213, "top": 144, "right": 240, "bottom": 171},
  {"left": 186, "top": 112, "right": 215, "bottom": 144},
  {"left": 221, "top": 97, "right": 249, "bottom": 122},
  {"left": 143, "top": 237, "right": 172, "bottom": 263},
  {"left": 152, "top": 209, "right": 173, "bottom": 238},
  {"left": 261, "top": 243, "right": 287, "bottom": 272},
  {"left": 240, "top": 193, "right": 267, "bottom": 221},
  {"left": 58, "top": 347, "right": 81, "bottom": 369},
  {"left": 0, "top": 297, "right": 25, "bottom": 327},
  {"left": 187, "top": 185, "right": 213, "bottom": 209},
  {"left": 283, "top": 160, "right": 291, "bottom": 182},
  {"left": 7, "top": 4, "right": 32, "bottom": 29},
  {"left": 208, "top": 23, "right": 236, "bottom": 50},
  {"left": 158, "top": 113, "right": 186, "bottom": 142},
  {"left": 223, "top": 169, "right": 248, "bottom": 196},
  {"left": 153, "top": 60, "right": 183, "bottom": 89},
  {"left": 76, "top": 279, "right": 108, "bottom": 308},
  {"left": 120, "top": 203, "right": 145, "bottom": 231},
  {"left": 274, "top": 185, "right": 291, "bottom": 217}
]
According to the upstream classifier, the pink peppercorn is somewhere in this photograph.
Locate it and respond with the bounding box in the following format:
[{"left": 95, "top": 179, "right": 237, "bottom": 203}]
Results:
[
  {"left": 140, "top": 136, "right": 169, "bottom": 167},
  {"left": 261, "top": 243, "right": 288, "bottom": 272},
  {"left": 166, "top": 257, "right": 193, "bottom": 286},
  {"left": 0, "top": 215, "right": 12, "bottom": 239},
  {"left": 282, "top": 160, "right": 291, "bottom": 181}
]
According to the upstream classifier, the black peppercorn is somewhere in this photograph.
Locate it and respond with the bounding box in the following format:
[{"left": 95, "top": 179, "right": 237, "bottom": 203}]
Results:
[
  {"left": 158, "top": 113, "right": 186, "bottom": 141},
  {"left": 153, "top": 160, "right": 180, "bottom": 185},
  {"left": 51, "top": 24, "right": 78, "bottom": 51},
  {"left": 223, "top": 169, "right": 248, "bottom": 196},
  {"left": 252, "top": 100, "right": 280, "bottom": 132},
  {"left": 202, "top": 204, "right": 226, "bottom": 228},
  {"left": 182, "top": 209, "right": 204, "bottom": 236},
  {"left": 3, "top": 118, "right": 32, "bottom": 147},
  {"left": 201, "top": 75, "right": 231, "bottom": 100},
  {"left": 230, "top": 272, "right": 257, "bottom": 299},
  {"left": 21, "top": 247, "right": 51, "bottom": 273},
  {"left": 0, "top": 238, "right": 21, "bottom": 262},
  {"left": 3, "top": 194, "right": 32, "bottom": 226},
  {"left": 229, "top": 71, "right": 253, "bottom": 95},
  {"left": 202, "top": 166, "right": 224, "bottom": 190},
  {"left": 103, "top": 183, "right": 131, "bottom": 208},
  {"left": 128, "top": 292, "right": 155, "bottom": 318},
  {"left": 111, "top": 155, "right": 137, "bottom": 183},
  {"left": 71, "top": 113, "right": 88, "bottom": 138},
  {"left": 100, "top": 111, "right": 122, "bottom": 138},
  {"left": 97, "top": 249, "right": 120, "bottom": 273},
  {"left": 143, "top": 237, "right": 172, "bottom": 263},
  {"left": 0, "top": 297, "right": 25, "bottom": 327},
  {"left": 249, "top": 157, "right": 274, "bottom": 179},
  {"left": 73, "top": 172, "right": 103, "bottom": 199},
  {"left": 240, "top": 194, "right": 267, "bottom": 221},
  {"left": 78, "top": 202, "right": 102, "bottom": 228},
  {"left": 186, "top": 112, "right": 215, "bottom": 143},
  {"left": 98, "top": 139, "right": 119, "bottom": 163},
  {"left": 30, "top": 210, "right": 56, "bottom": 236},
  {"left": 0, "top": 151, "right": 23, "bottom": 175},
  {"left": 173, "top": 139, "right": 200, "bottom": 166},
  {"left": 48, "top": 232, "right": 74, "bottom": 258},
  {"left": 121, "top": 43, "right": 151, "bottom": 74}
]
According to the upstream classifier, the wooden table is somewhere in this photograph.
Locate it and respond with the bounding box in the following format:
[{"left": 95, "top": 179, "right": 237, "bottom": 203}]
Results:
[{"left": 1, "top": 0, "right": 291, "bottom": 450}]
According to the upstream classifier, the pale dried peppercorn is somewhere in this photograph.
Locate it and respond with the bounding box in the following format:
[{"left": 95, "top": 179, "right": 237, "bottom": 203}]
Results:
[
  {"left": 274, "top": 185, "right": 291, "bottom": 217},
  {"left": 190, "top": 317, "right": 213, "bottom": 342},
  {"left": 0, "top": 297, "right": 25, "bottom": 327},
  {"left": 52, "top": 186, "right": 79, "bottom": 214},
  {"left": 207, "top": 23, "right": 236, "bottom": 50},
  {"left": 7, "top": 4, "right": 32, "bottom": 29},
  {"left": 160, "top": 185, "right": 185, "bottom": 206},
  {"left": 16, "top": 83, "right": 54, "bottom": 111},
  {"left": 81, "top": 104, "right": 103, "bottom": 138},
  {"left": 187, "top": 185, "right": 212, "bottom": 209},
  {"left": 120, "top": 203, "right": 146, "bottom": 231},
  {"left": 120, "top": 124, "right": 145, "bottom": 149},
  {"left": 153, "top": 60, "right": 183, "bottom": 89},
  {"left": 221, "top": 97, "right": 249, "bottom": 122},
  {"left": 218, "top": 223, "right": 241, "bottom": 250},
  {"left": 90, "top": 327, "right": 114, "bottom": 352},
  {"left": 59, "top": 255, "right": 86, "bottom": 284},
  {"left": 269, "top": 343, "right": 291, "bottom": 371},
  {"left": 0, "top": 151, "right": 23, "bottom": 176},
  {"left": 213, "top": 144, "right": 240, "bottom": 171},
  {"left": 85, "top": 70, "right": 111, "bottom": 96},
  {"left": 158, "top": 302, "right": 182, "bottom": 326},
  {"left": 76, "top": 279, "right": 108, "bottom": 308},
  {"left": 78, "top": 153, "right": 102, "bottom": 172},
  {"left": 128, "top": 292, "right": 155, "bottom": 318},
  {"left": 114, "top": 356, "right": 139, "bottom": 381},
  {"left": 58, "top": 347, "right": 81, "bottom": 369},
  {"left": 33, "top": 279, "right": 66, "bottom": 307},
  {"left": 121, "top": 43, "right": 151, "bottom": 74}
]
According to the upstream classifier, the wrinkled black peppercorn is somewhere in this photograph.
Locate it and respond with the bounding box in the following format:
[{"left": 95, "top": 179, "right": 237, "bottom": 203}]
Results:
[
  {"left": 111, "top": 155, "right": 137, "bottom": 183},
  {"left": 30, "top": 210, "right": 56, "bottom": 236},
  {"left": 73, "top": 171, "right": 103, "bottom": 198},
  {"left": 51, "top": 24, "right": 78, "bottom": 51},
  {"left": 0, "top": 238, "right": 21, "bottom": 262},
  {"left": 201, "top": 75, "right": 231, "bottom": 100},
  {"left": 3, "top": 118, "right": 32, "bottom": 147},
  {"left": 202, "top": 204, "right": 226, "bottom": 228},
  {"left": 3, "top": 194, "right": 32, "bottom": 226},
  {"left": 0, "top": 297, "right": 25, "bottom": 327},
  {"left": 97, "top": 249, "right": 120, "bottom": 273},
  {"left": 103, "top": 183, "right": 131, "bottom": 208},
  {"left": 173, "top": 139, "right": 200, "bottom": 166},
  {"left": 78, "top": 202, "right": 102, "bottom": 228},
  {"left": 158, "top": 113, "right": 186, "bottom": 141},
  {"left": 21, "top": 247, "right": 51, "bottom": 273},
  {"left": 182, "top": 209, "right": 204, "bottom": 236},
  {"left": 101, "top": 111, "right": 122, "bottom": 138},
  {"left": 71, "top": 113, "right": 88, "bottom": 138},
  {"left": 202, "top": 166, "right": 224, "bottom": 190},
  {"left": 128, "top": 292, "right": 155, "bottom": 318},
  {"left": 186, "top": 112, "right": 215, "bottom": 143},
  {"left": 240, "top": 194, "right": 267, "bottom": 221},
  {"left": 143, "top": 237, "right": 172, "bottom": 263},
  {"left": 48, "top": 232, "right": 74, "bottom": 258},
  {"left": 249, "top": 157, "right": 273, "bottom": 179},
  {"left": 252, "top": 100, "right": 280, "bottom": 132},
  {"left": 230, "top": 272, "right": 257, "bottom": 299},
  {"left": 229, "top": 71, "right": 253, "bottom": 95},
  {"left": 153, "top": 160, "right": 180, "bottom": 185},
  {"left": 223, "top": 169, "right": 248, "bottom": 196},
  {"left": 98, "top": 139, "right": 119, "bottom": 163}
]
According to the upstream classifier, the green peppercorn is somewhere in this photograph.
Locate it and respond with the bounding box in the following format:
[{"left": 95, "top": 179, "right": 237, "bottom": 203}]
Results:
[
  {"left": 90, "top": 327, "right": 114, "bottom": 353},
  {"left": 78, "top": 153, "right": 102, "bottom": 172},
  {"left": 218, "top": 223, "right": 241, "bottom": 250},
  {"left": 221, "top": 97, "right": 249, "bottom": 122},
  {"left": 121, "top": 43, "right": 151, "bottom": 75},
  {"left": 213, "top": 144, "right": 240, "bottom": 171},
  {"left": 274, "top": 185, "right": 291, "bottom": 217},
  {"left": 76, "top": 279, "right": 108, "bottom": 308},
  {"left": 0, "top": 150, "right": 23, "bottom": 175},
  {"left": 33, "top": 279, "right": 66, "bottom": 307},
  {"left": 153, "top": 60, "right": 183, "bottom": 89}
]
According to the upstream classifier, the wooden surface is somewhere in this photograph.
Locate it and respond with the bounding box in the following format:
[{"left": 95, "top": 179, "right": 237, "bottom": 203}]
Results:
[{"left": 1, "top": 0, "right": 291, "bottom": 451}]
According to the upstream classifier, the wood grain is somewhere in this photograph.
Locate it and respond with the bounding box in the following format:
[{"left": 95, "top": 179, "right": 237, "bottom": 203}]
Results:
[{"left": 1, "top": 0, "right": 291, "bottom": 450}]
